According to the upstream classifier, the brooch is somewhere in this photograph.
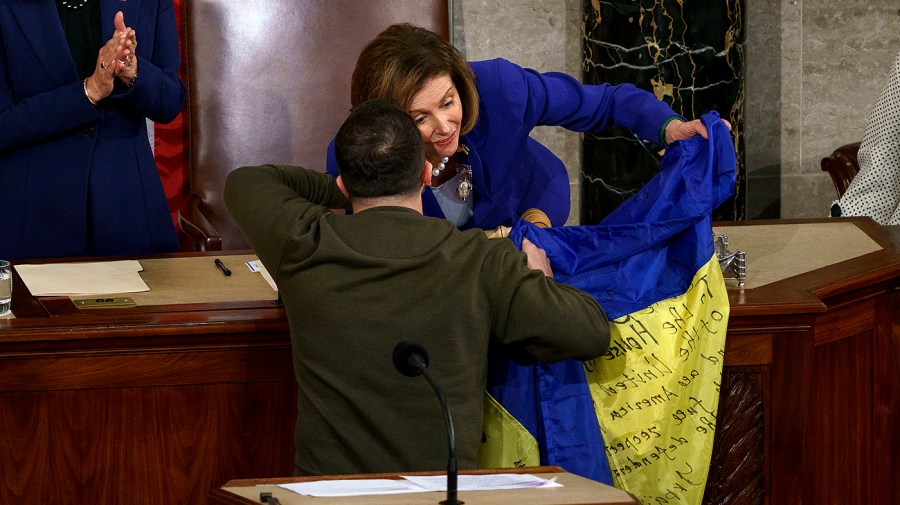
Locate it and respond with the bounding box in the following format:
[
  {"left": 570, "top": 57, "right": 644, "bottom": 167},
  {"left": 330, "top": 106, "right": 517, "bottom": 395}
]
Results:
[{"left": 456, "top": 164, "right": 473, "bottom": 201}]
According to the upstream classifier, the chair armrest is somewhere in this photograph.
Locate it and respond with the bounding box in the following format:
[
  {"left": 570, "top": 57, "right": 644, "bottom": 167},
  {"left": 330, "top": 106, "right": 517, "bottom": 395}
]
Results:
[
  {"left": 178, "top": 195, "right": 224, "bottom": 251},
  {"left": 820, "top": 142, "right": 861, "bottom": 198}
]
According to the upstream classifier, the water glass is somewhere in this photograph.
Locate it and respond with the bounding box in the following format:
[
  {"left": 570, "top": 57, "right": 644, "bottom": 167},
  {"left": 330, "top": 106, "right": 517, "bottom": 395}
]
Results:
[{"left": 0, "top": 260, "right": 11, "bottom": 316}]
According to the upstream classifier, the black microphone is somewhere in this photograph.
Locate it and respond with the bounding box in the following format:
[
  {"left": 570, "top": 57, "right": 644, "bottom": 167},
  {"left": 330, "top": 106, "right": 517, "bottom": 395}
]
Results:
[{"left": 392, "top": 341, "right": 463, "bottom": 505}]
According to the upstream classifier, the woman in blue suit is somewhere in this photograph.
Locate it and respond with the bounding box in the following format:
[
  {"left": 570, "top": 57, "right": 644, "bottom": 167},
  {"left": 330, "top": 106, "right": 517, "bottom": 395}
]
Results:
[
  {"left": 0, "top": 0, "right": 184, "bottom": 260},
  {"left": 327, "top": 23, "right": 725, "bottom": 230}
]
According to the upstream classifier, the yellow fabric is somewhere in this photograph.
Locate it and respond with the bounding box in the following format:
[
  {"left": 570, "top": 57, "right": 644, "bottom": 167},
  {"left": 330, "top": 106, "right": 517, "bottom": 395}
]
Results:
[
  {"left": 478, "top": 392, "right": 540, "bottom": 469},
  {"left": 585, "top": 256, "right": 728, "bottom": 504}
]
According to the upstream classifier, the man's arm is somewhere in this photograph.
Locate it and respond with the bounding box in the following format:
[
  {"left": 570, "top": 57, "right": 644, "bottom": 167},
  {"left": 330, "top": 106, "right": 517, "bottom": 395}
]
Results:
[
  {"left": 489, "top": 245, "right": 610, "bottom": 363},
  {"left": 224, "top": 164, "right": 350, "bottom": 270}
]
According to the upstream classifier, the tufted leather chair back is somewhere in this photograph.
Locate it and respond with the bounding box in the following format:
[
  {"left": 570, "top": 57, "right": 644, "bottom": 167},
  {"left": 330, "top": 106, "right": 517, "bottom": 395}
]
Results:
[{"left": 180, "top": 1, "right": 449, "bottom": 250}]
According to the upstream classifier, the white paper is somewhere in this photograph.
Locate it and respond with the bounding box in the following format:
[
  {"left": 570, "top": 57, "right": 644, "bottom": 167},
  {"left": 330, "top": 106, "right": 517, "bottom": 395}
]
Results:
[
  {"left": 246, "top": 260, "right": 278, "bottom": 291},
  {"left": 278, "top": 479, "right": 428, "bottom": 497},
  {"left": 402, "top": 474, "right": 563, "bottom": 491},
  {"left": 278, "top": 474, "right": 562, "bottom": 497},
  {"left": 15, "top": 260, "right": 149, "bottom": 296}
]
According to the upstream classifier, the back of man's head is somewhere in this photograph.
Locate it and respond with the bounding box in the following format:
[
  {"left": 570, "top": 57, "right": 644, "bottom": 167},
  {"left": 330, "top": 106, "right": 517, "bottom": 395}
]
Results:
[{"left": 335, "top": 98, "right": 426, "bottom": 199}]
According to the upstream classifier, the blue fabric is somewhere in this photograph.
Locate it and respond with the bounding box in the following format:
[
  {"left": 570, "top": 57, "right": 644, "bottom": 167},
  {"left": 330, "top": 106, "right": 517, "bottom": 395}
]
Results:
[
  {"left": 490, "top": 111, "right": 736, "bottom": 484},
  {"left": 326, "top": 57, "right": 677, "bottom": 229},
  {"left": 0, "top": 0, "right": 183, "bottom": 259},
  {"left": 512, "top": 111, "right": 736, "bottom": 319}
]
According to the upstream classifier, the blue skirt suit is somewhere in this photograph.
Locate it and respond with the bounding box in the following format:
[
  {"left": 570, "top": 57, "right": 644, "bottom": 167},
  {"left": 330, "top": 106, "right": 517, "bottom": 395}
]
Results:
[
  {"left": 0, "top": 0, "right": 184, "bottom": 259},
  {"left": 327, "top": 58, "right": 678, "bottom": 229}
]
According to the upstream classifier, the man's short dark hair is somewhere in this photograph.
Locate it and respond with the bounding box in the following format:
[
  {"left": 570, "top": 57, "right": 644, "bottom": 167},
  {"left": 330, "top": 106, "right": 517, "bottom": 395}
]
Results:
[{"left": 335, "top": 98, "right": 426, "bottom": 199}]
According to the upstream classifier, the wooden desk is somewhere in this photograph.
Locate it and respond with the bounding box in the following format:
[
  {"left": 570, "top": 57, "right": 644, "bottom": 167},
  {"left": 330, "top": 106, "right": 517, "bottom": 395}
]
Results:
[
  {"left": 0, "top": 219, "right": 897, "bottom": 505},
  {"left": 0, "top": 252, "right": 296, "bottom": 505},
  {"left": 208, "top": 466, "right": 638, "bottom": 505},
  {"left": 707, "top": 218, "right": 899, "bottom": 505}
]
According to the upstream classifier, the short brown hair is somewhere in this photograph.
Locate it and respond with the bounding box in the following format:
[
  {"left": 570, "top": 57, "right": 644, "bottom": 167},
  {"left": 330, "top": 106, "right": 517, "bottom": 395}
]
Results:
[{"left": 351, "top": 23, "right": 479, "bottom": 134}]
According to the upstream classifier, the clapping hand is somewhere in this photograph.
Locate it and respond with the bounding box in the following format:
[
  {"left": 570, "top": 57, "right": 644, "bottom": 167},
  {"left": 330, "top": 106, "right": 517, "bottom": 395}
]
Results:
[
  {"left": 113, "top": 11, "right": 138, "bottom": 86},
  {"left": 84, "top": 11, "right": 137, "bottom": 103}
]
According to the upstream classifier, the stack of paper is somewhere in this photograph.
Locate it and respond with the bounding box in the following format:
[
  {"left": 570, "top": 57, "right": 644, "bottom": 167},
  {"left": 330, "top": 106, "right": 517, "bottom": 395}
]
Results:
[{"left": 15, "top": 260, "right": 149, "bottom": 296}]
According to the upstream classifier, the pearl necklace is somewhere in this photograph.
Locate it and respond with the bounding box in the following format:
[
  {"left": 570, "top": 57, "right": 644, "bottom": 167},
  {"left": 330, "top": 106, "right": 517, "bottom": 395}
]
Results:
[
  {"left": 432, "top": 156, "right": 450, "bottom": 177},
  {"left": 60, "top": 0, "right": 89, "bottom": 9},
  {"left": 430, "top": 146, "right": 473, "bottom": 201}
]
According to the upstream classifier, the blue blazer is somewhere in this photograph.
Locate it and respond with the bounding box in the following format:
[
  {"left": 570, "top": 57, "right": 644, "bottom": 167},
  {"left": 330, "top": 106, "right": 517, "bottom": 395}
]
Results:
[
  {"left": 0, "top": 0, "right": 184, "bottom": 260},
  {"left": 327, "top": 58, "right": 677, "bottom": 229}
]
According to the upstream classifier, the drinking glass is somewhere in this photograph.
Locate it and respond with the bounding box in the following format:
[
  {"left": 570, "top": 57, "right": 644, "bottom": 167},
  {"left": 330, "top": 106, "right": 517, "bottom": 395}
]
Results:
[{"left": 0, "top": 260, "right": 11, "bottom": 316}]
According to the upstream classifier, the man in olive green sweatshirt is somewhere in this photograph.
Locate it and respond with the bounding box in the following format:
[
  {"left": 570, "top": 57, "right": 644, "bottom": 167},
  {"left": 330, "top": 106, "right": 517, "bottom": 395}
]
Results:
[{"left": 224, "top": 98, "right": 610, "bottom": 476}]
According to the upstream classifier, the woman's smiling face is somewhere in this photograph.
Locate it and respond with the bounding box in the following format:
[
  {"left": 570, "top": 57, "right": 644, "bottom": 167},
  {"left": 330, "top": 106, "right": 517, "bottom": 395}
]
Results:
[{"left": 407, "top": 74, "right": 463, "bottom": 163}]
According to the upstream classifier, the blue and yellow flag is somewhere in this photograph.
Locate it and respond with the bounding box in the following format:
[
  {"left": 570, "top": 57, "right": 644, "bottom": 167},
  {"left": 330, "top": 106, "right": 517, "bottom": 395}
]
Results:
[{"left": 480, "top": 112, "right": 736, "bottom": 504}]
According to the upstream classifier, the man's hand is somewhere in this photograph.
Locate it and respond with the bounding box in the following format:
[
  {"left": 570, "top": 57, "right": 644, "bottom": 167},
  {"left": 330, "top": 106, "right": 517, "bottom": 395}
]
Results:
[{"left": 522, "top": 238, "right": 553, "bottom": 277}]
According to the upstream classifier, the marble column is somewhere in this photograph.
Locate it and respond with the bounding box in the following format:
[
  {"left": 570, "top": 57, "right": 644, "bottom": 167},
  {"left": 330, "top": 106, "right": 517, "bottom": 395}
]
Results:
[{"left": 581, "top": 0, "right": 746, "bottom": 223}]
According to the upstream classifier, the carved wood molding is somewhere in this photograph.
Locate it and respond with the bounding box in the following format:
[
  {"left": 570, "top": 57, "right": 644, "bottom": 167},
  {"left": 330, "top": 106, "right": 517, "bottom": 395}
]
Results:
[{"left": 703, "top": 370, "right": 766, "bottom": 505}]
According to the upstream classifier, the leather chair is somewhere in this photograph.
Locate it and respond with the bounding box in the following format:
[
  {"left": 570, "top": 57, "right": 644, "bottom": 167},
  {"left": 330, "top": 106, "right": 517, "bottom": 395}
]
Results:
[
  {"left": 179, "top": 1, "right": 449, "bottom": 251},
  {"left": 820, "top": 142, "right": 861, "bottom": 198}
]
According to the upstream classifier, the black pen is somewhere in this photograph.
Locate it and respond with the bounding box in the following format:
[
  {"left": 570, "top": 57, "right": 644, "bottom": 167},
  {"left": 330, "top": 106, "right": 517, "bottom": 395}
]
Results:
[
  {"left": 260, "top": 492, "right": 281, "bottom": 504},
  {"left": 214, "top": 258, "right": 232, "bottom": 276}
]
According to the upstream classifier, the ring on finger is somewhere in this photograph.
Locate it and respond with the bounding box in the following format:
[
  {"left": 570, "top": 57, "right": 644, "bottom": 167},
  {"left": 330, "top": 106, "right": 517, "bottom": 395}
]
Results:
[{"left": 100, "top": 61, "right": 109, "bottom": 69}]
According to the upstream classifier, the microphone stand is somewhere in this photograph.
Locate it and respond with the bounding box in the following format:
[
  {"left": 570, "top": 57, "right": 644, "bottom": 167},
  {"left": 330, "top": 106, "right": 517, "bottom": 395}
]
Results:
[
  {"left": 394, "top": 342, "right": 464, "bottom": 505},
  {"left": 417, "top": 364, "right": 462, "bottom": 505}
]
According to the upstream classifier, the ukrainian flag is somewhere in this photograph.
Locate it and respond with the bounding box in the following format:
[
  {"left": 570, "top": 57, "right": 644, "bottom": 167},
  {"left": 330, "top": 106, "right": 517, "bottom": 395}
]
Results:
[{"left": 479, "top": 112, "right": 736, "bottom": 504}]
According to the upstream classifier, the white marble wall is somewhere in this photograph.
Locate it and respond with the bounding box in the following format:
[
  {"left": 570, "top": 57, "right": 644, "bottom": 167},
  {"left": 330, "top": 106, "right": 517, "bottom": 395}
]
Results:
[{"left": 452, "top": 0, "right": 900, "bottom": 221}]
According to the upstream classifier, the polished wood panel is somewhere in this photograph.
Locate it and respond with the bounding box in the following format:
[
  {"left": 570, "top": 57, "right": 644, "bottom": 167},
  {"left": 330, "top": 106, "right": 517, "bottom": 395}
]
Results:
[
  {"left": 811, "top": 328, "right": 873, "bottom": 505},
  {"left": 0, "top": 384, "right": 294, "bottom": 504},
  {"left": 891, "top": 289, "right": 900, "bottom": 504}
]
